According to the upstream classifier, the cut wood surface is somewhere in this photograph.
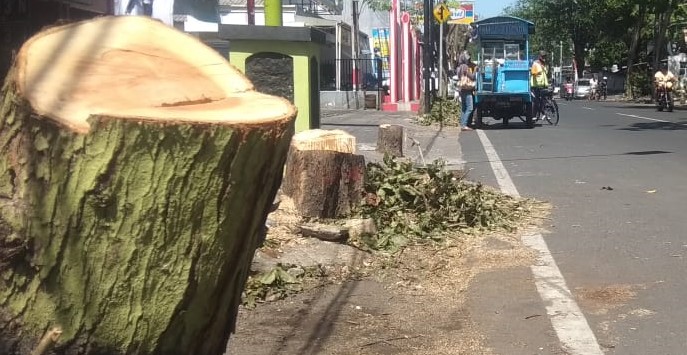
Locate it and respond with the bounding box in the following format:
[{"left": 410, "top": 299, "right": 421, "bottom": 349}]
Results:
[
  {"left": 377, "top": 124, "right": 404, "bottom": 157},
  {"left": 0, "top": 16, "right": 295, "bottom": 355},
  {"left": 17, "top": 16, "right": 290, "bottom": 133},
  {"left": 290, "top": 129, "right": 356, "bottom": 154}
]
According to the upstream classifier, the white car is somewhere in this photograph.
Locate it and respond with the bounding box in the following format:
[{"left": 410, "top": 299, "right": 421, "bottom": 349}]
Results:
[{"left": 575, "top": 79, "right": 591, "bottom": 99}]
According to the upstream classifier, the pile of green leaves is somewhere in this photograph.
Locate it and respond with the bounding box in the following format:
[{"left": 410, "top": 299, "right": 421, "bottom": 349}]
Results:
[
  {"left": 418, "top": 97, "right": 461, "bottom": 126},
  {"left": 242, "top": 265, "right": 302, "bottom": 309},
  {"left": 358, "top": 155, "right": 534, "bottom": 252}
]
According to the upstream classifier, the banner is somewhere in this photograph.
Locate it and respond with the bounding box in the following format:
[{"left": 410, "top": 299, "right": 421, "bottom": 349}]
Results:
[
  {"left": 371, "top": 28, "right": 391, "bottom": 78},
  {"left": 447, "top": 1, "right": 475, "bottom": 25}
]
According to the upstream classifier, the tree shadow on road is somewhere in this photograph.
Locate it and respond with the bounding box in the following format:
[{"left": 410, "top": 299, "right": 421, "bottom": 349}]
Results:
[
  {"left": 476, "top": 122, "right": 541, "bottom": 130},
  {"left": 607, "top": 104, "right": 687, "bottom": 111},
  {"left": 618, "top": 121, "right": 687, "bottom": 131}
]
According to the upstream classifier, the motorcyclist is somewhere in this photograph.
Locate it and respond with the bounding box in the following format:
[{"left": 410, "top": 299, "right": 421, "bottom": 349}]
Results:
[
  {"left": 654, "top": 62, "right": 676, "bottom": 109},
  {"left": 563, "top": 77, "right": 574, "bottom": 100},
  {"left": 589, "top": 76, "right": 598, "bottom": 100},
  {"left": 598, "top": 76, "right": 608, "bottom": 100}
]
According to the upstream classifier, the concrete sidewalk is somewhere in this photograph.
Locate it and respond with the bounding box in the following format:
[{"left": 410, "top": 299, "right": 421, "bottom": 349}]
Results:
[{"left": 321, "top": 109, "right": 466, "bottom": 171}]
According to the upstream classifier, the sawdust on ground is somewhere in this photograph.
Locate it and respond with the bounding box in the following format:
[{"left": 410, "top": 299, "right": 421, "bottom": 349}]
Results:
[{"left": 226, "top": 196, "right": 547, "bottom": 355}]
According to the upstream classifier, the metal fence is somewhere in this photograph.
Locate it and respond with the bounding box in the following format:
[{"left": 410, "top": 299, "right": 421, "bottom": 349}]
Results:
[{"left": 321, "top": 58, "right": 386, "bottom": 91}]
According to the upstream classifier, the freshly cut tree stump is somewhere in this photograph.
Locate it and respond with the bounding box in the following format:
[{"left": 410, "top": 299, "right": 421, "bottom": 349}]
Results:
[
  {"left": 376, "top": 124, "right": 404, "bottom": 157},
  {"left": 0, "top": 16, "right": 295, "bottom": 355},
  {"left": 290, "top": 129, "right": 356, "bottom": 153},
  {"left": 283, "top": 130, "right": 365, "bottom": 218}
]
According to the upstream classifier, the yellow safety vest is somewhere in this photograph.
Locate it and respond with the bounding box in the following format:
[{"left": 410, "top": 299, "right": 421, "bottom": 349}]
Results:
[{"left": 530, "top": 61, "right": 549, "bottom": 88}]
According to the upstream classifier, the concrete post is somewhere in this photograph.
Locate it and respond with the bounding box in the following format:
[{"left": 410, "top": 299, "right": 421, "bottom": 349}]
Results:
[{"left": 265, "top": 0, "right": 282, "bottom": 26}]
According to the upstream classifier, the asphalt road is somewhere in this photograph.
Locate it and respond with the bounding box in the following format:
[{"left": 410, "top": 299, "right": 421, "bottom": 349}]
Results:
[{"left": 460, "top": 100, "right": 687, "bottom": 354}]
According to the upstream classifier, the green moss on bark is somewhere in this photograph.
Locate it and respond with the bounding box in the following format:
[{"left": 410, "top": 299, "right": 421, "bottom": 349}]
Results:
[{"left": 0, "top": 70, "right": 294, "bottom": 354}]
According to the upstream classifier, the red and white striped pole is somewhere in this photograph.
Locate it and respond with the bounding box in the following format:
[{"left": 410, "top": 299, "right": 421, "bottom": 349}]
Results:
[
  {"left": 389, "top": 0, "right": 400, "bottom": 103},
  {"left": 414, "top": 30, "right": 421, "bottom": 100},
  {"left": 401, "top": 12, "right": 411, "bottom": 103}
]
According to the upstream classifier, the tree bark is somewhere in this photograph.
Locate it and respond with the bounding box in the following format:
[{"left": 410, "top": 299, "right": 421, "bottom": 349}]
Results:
[
  {"left": 625, "top": 3, "right": 646, "bottom": 98},
  {"left": 283, "top": 129, "right": 364, "bottom": 218},
  {"left": 0, "top": 16, "right": 295, "bottom": 355},
  {"left": 283, "top": 149, "right": 365, "bottom": 218},
  {"left": 652, "top": 0, "right": 676, "bottom": 71},
  {"left": 299, "top": 223, "right": 349, "bottom": 242}
]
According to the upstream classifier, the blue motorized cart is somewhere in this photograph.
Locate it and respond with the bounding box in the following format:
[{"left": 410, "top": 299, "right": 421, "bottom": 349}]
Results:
[{"left": 472, "top": 16, "right": 536, "bottom": 128}]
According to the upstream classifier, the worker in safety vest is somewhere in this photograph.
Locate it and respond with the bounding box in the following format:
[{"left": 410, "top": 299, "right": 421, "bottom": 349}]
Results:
[{"left": 530, "top": 50, "right": 549, "bottom": 120}]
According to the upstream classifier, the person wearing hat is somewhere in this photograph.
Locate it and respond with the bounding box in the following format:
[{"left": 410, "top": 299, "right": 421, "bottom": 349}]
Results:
[{"left": 530, "top": 50, "right": 549, "bottom": 120}]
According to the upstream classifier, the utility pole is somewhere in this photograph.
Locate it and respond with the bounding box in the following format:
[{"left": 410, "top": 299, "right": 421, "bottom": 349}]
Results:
[
  {"left": 265, "top": 0, "right": 283, "bottom": 26},
  {"left": 438, "top": 14, "right": 444, "bottom": 98},
  {"left": 247, "top": 0, "right": 255, "bottom": 25},
  {"left": 428, "top": 0, "right": 435, "bottom": 99},
  {"left": 352, "top": 0, "right": 360, "bottom": 92},
  {"left": 423, "top": 0, "right": 431, "bottom": 113}
]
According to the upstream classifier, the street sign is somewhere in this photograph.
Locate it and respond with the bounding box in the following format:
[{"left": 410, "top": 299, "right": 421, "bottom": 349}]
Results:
[{"left": 433, "top": 3, "right": 451, "bottom": 24}]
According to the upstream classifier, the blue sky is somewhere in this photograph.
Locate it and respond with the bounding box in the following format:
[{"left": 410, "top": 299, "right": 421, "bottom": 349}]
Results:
[{"left": 476, "top": 0, "right": 517, "bottom": 19}]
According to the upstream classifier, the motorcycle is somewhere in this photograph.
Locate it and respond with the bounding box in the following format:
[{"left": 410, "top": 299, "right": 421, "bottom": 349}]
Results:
[
  {"left": 656, "top": 85, "right": 674, "bottom": 112},
  {"left": 563, "top": 83, "right": 574, "bottom": 101},
  {"left": 597, "top": 84, "right": 607, "bottom": 100}
]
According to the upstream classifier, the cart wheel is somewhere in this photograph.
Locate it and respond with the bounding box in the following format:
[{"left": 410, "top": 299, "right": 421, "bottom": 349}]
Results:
[
  {"left": 475, "top": 107, "right": 483, "bottom": 128},
  {"left": 525, "top": 103, "right": 534, "bottom": 128}
]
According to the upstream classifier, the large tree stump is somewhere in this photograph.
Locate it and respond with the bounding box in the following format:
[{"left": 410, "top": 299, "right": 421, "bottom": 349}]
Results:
[
  {"left": 0, "top": 17, "right": 295, "bottom": 355},
  {"left": 376, "top": 124, "right": 404, "bottom": 157},
  {"left": 283, "top": 130, "right": 365, "bottom": 218}
]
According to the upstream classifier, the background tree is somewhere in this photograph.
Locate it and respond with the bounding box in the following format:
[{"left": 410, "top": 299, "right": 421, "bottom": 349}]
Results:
[{"left": 507, "top": 0, "right": 684, "bottom": 98}]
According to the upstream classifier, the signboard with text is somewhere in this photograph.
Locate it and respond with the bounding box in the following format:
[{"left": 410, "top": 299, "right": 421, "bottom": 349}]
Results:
[
  {"left": 447, "top": 1, "right": 475, "bottom": 25},
  {"left": 371, "top": 28, "right": 390, "bottom": 78}
]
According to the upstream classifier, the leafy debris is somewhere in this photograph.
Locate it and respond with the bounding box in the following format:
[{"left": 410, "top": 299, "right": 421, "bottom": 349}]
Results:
[
  {"left": 356, "top": 155, "right": 537, "bottom": 252},
  {"left": 418, "top": 97, "right": 461, "bottom": 126},
  {"left": 242, "top": 265, "right": 303, "bottom": 309}
]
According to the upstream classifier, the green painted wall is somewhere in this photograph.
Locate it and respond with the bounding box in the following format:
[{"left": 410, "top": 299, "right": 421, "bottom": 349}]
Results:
[{"left": 229, "top": 40, "right": 321, "bottom": 133}]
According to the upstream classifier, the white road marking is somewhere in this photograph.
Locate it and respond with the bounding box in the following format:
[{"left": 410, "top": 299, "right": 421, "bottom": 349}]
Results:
[
  {"left": 615, "top": 112, "right": 671, "bottom": 123},
  {"left": 475, "top": 130, "right": 603, "bottom": 355},
  {"left": 616, "top": 112, "right": 687, "bottom": 126},
  {"left": 582, "top": 107, "right": 595, "bottom": 110}
]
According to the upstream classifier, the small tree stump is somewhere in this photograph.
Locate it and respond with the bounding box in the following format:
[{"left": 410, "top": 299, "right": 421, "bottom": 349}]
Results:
[
  {"left": 283, "top": 130, "right": 365, "bottom": 218},
  {"left": 377, "top": 124, "right": 404, "bottom": 157}
]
